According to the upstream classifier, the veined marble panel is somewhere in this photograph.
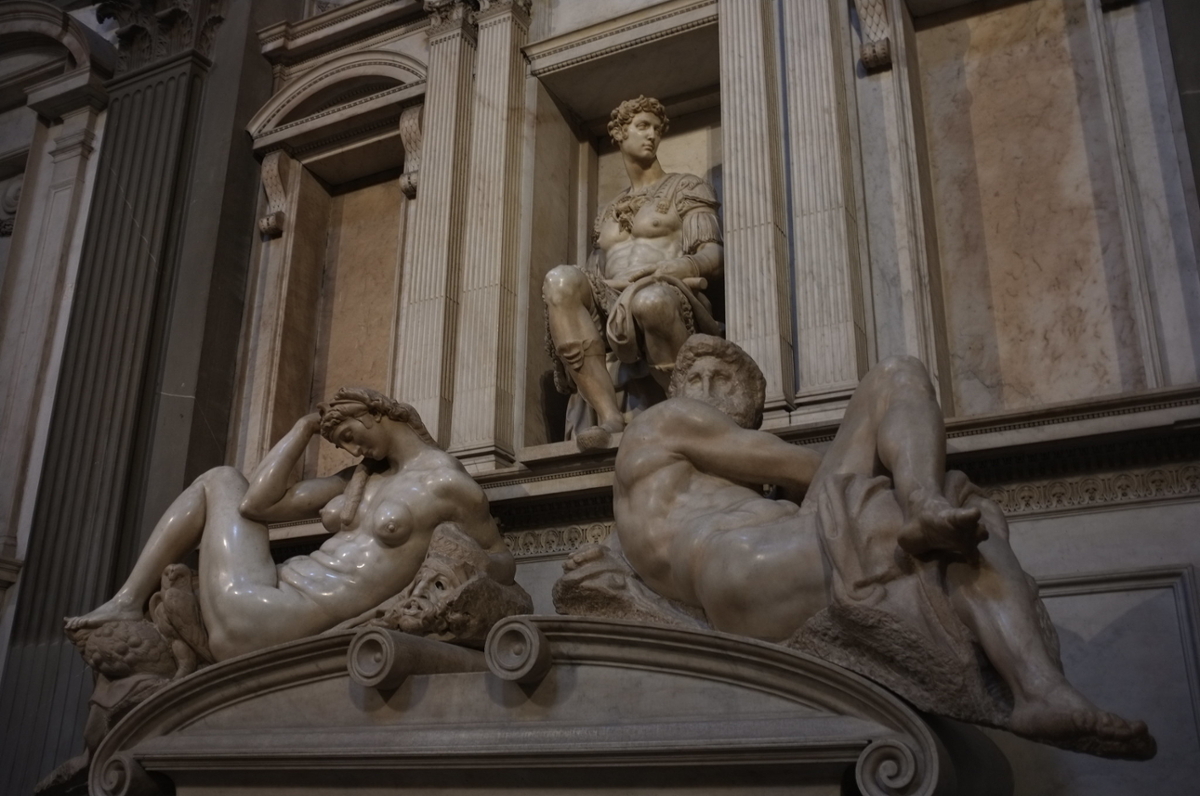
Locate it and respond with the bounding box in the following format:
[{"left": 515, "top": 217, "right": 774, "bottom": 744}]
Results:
[
  {"left": 918, "top": 0, "right": 1146, "bottom": 415},
  {"left": 311, "top": 178, "right": 402, "bottom": 475}
]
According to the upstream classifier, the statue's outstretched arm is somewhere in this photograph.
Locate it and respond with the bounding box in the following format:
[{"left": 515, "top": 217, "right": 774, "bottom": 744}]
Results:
[
  {"left": 239, "top": 413, "right": 350, "bottom": 523},
  {"left": 664, "top": 400, "right": 821, "bottom": 498}
]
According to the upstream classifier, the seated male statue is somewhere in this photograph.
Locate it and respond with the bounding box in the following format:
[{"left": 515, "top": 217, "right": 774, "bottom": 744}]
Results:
[
  {"left": 561, "top": 335, "right": 1154, "bottom": 759},
  {"left": 543, "top": 95, "right": 723, "bottom": 451}
]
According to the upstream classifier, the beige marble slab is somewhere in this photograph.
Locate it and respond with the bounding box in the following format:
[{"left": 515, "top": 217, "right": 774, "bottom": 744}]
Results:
[{"left": 918, "top": 0, "right": 1146, "bottom": 415}]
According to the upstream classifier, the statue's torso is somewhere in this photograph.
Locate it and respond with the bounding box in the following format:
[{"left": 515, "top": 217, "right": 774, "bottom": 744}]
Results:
[{"left": 279, "top": 454, "right": 497, "bottom": 612}]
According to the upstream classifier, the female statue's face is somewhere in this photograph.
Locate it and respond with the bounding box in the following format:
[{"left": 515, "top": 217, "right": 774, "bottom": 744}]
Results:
[
  {"left": 619, "top": 111, "right": 663, "bottom": 163},
  {"left": 330, "top": 412, "right": 390, "bottom": 461}
]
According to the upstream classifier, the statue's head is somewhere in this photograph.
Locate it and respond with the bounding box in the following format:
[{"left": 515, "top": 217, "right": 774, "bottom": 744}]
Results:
[
  {"left": 318, "top": 386, "right": 435, "bottom": 458},
  {"left": 669, "top": 335, "right": 766, "bottom": 430},
  {"left": 608, "top": 95, "right": 669, "bottom": 159}
]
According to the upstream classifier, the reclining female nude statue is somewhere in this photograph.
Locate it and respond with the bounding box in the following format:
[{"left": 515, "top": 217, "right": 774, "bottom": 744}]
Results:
[
  {"left": 554, "top": 335, "right": 1155, "bottom": 760},
  {"left": 66, "top": 387, "right": 520, "bottom": 662}
]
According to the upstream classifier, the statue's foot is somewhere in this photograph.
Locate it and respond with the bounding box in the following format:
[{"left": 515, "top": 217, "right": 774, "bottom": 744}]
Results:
[
  {"left": 1009, "top": 684, "right": 1156, "bottom": 760},
  {"left": 64, "top": 598, "right": 142, "bottom": 633},
  {"left": 576, "top": 419, "right": 623, "bottom": 452},
  {"left": 897, "top": 490, "right": 985, "bottom": 561}
]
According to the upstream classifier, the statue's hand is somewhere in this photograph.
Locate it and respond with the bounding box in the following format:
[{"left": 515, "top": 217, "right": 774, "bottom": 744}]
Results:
[
  {"left": 296, "top": 412, "right": 321, "bottom": 435},
  {"left": 603, "top": 264, "right": 658, "bottom": 291}
]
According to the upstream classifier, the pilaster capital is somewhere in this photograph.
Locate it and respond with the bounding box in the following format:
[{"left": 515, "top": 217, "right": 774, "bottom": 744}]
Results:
[
  {"left": 424, "top": 0, "right": 478, "bottom": 41},
  {"left": 97, "top": 0, "right": 226, "bottom": 75},
  {"left": 476, "top": 0, "right": 531, "bottom": 28}
]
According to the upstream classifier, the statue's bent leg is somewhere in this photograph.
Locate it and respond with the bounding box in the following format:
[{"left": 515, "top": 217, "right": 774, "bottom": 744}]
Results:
[
  {"left": 945, "top": 505, "right": 1151, "bottom": 752},
  {"left": 543, "top": 265, "right": 624, "bottom": 435},
  {"left": 65, "top": 466, "right": 226, "bottom": 630},
  {"left": 193, "top": 467, "right": 320, "bottom": 660},
  {"left": 630, "top": 284, "right": 691, "bottom": 388},
  {"left": 815, "top": 356, "right": 984, "bottom": 559}
]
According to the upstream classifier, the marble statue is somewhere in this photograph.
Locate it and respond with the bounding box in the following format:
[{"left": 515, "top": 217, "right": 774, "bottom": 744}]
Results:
[
  {"left": 555, "top": 335, "right": 1155, "bottom": 760},
  {"left": 63, "top": 387, "right": 528, "bottom": 748},
  {"left": 543, "top": 96, "right": 723, "bottom": 450}
]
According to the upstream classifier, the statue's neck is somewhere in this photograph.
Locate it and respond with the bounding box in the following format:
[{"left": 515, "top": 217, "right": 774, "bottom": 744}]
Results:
[{"left": 624, "top": 157, "right": 666, "bottom": 191}]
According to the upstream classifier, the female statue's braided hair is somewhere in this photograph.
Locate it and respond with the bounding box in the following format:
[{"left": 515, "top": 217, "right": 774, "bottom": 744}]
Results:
[{"left": 317, "top": 387, "right": 435, "bottom": 529}]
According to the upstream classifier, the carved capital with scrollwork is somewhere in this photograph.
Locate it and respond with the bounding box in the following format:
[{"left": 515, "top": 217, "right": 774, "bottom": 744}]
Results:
[
  {"left": 424, "top": 0, "right": 478, "bottom": 39},
  {"left": 97, "top": 0, "right": 227, "bottom": 75}
]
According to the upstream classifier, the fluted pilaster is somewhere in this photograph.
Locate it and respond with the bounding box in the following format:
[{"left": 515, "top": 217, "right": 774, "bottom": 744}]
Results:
[
  {"left": 718, "top": 0, "right": 794, "bottom": 409},
  {"left": 781, "top": 0, "right": 867, "bottom": 399},
  {"left": 0, "top": 51, "right": 208, "bottom": 791},
  {"left": 448, "top": 0, "right": 529, "bottom": 468},
  {"left": 392, "top": 1, "right": 477, "bottom": 446}
]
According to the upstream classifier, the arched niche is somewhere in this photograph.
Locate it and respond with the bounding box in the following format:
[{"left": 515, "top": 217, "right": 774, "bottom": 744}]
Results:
[{"left": 234, "top": 31, "right": 429, "bottom": 486}]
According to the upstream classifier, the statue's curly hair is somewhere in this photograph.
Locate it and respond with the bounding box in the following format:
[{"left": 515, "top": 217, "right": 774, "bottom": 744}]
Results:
[
  {"left": 318, "top": 386, "right": 435, "bottom": 446},
  {"left": 607, "top": 95, "right": 669, "bottom": 144},
  {"left": 669, "top": 335, "right": 766, "bottom": 430}
]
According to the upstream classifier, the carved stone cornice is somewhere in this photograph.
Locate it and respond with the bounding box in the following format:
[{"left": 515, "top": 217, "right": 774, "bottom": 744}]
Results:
[
  {"left": 424, "top": 0, "right": 478, "bottom": 40},
  {"left": 97, "top": 0, "right": 226, "bottom": 75}
]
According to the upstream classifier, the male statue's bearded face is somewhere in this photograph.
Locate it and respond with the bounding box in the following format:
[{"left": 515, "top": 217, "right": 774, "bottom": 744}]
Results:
[
  {"left": 619, "top": 111, "right": 664, "bottom": 163},
  {"left": 681, "top": 356, "right": 757, "bottom": 429}
]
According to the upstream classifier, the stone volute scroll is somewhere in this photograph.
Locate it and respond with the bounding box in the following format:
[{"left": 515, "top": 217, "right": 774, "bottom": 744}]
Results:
[
  {"left": 257, "top": 150, "right": 291, "bottom": 238},
  {"left": 554, "top": 335, "right": 1157, "bottom": 762},
  {"left": 58, "top": 387, "right": 530, "bottom": 786},
  {"left": 399, "top": 103, "right": 423, "bottom": 199},
  {"left": 543, "top": 95, "right": 724, "bottom": 452},
  {"left": 853, "top": 0, "right": 892, "bottom": 71}
]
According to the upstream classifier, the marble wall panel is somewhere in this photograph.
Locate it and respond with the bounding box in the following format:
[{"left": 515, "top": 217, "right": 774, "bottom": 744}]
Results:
[
  {"left": 1103, "top": 0, "right": 1200, "bottom": 385},
  {"left": 917, "top": 0, "right": 1146, "bottom": 416},
  {"left": 311, "top": 178, "right": 402, "bottom": 475}
]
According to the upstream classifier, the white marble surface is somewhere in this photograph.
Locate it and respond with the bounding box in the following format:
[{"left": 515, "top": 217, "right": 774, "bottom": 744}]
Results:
[{"left": 918, "top": 0, "right": 1146, "bottom": 415}]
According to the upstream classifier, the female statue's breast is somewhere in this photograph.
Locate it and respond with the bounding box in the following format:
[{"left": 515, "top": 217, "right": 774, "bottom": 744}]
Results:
[{"left": 371, "top": 500, "right": 414, "bottom": 547}]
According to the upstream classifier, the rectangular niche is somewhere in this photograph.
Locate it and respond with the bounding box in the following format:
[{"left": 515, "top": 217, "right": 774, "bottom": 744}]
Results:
[
  {"left": 915, "top": 0, "right": 1152, "bottom": 416},
  {"left": 310, "top": 172, "right": 405, "bottom": 476}
]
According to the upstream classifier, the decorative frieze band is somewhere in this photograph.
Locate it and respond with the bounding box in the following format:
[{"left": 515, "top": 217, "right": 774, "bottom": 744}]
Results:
[
  {"left": 982, "top": 462, "right": 1200, "bottom": 519},
  {"left": 504, "top": 522, "right": 613, "bottom": 560},
  {"left": 500, "top": 462, "right": 1200, "bottom": 559}
]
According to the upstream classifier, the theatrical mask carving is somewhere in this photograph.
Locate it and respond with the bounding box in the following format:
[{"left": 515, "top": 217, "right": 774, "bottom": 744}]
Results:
[
  {"left": 544, "top": 96, "right": 723, "bottom": 451},
  {"left": 555, "top": 335, "right": 1155, "bottom": 761}
]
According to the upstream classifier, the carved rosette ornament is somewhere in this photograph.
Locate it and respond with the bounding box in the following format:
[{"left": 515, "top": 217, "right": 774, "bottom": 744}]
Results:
[
  {"left": 853, "top": 0, "right": 892, "bottom": 71},
  {"left": 97, "top": 0, "right": 227, "bottom": 74}
]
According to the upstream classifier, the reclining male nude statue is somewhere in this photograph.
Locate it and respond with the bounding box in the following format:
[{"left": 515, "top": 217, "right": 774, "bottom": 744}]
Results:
[
  {"left": 543, "top": 95, "right": 723, "bottom": 450},
  {"left": 555, "top": 335, "right": 1154, "bottom": 759},
  {"left": 66, "top": 387, "right": 518, "bottom": 662}
]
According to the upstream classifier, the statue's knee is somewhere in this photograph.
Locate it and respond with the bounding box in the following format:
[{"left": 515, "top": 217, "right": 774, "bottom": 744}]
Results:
[
  {"left": 543, "top": 265, "right": 588, "bottom": 305},
  {"left": 874, "top": 355, "right": 932, "bottom": 391},
  {"left": 630, "top": 285, "right": 679, "bottom": 328}
]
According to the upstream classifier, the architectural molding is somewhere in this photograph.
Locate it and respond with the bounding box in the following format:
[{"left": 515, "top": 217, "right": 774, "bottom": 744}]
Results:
[
  {"left": 0, "top": 2, "right": 116, "bottom": 80},
  {"left": 524, "top": 0, "right": 715, "bottom": 77},
  {"left": 981, "top": 461, "right": 1200, "bottom": 519}
]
